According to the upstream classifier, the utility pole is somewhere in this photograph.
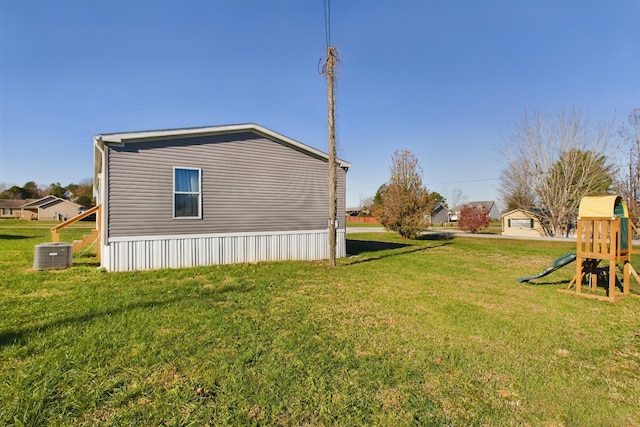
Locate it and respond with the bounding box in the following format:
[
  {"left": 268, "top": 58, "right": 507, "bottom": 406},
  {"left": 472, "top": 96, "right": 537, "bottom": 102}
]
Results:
[
  {"left": 322, "top": 0, "right": 338, "bottom": 267},
  {"left": 325, "top": 46, "right": 338, "bottom": 267}
]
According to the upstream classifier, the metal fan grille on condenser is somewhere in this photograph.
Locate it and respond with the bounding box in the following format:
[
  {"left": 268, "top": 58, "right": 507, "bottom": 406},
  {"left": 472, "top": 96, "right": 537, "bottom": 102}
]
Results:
[{"left": 33, "top": 243, "right": 73, "bottom": 270}]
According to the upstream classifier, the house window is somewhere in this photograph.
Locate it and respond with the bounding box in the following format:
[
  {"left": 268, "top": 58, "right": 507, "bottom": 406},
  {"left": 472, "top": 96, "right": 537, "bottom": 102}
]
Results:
[
  {"left": 510, "top": 218, "right": 534, "bottom": 228},
  {"left": 174, "top": 167, "right": 201, "bottom": 218}
]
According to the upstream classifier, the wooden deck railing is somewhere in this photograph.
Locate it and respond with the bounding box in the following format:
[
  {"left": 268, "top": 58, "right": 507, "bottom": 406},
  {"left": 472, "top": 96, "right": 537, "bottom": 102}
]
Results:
[{"left": 51, "top": 204, "right": 101, "bottom": 241}]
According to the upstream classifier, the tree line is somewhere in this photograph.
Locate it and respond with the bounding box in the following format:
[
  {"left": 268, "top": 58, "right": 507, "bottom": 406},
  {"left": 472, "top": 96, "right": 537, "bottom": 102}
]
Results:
[
  {"left": 368, "top": 107, "right": 639, "bottom": 238},
  {"left": 0, "top": 180, "right": 94, "bottom": 208}
]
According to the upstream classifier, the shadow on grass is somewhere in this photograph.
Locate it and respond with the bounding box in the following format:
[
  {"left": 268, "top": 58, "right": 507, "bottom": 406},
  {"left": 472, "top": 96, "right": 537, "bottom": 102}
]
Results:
[
  {"left": 520, "top": 279, "right": 571, "bottom": 286},
  {"left": 521, "top": 267, "right": 636, "bottom": 295},
  {"left": 72, "top": 260, "right": 101, "bottom": 268},
  {"left": 346, "top": 238, "right": 450, "bottom": 265},
  {"left": 418, "top": 232, "right": 456, "bottom": 241},
  {"left": 347, "top": 239, "right": 411, "bottom": 255},
  {"left": 71, "top": 256, "right": 101, "bottom": 268},
  {"left": 0, "top": 285, "right": 251, "bottom": 349},
  {"left": 0, "top": 234, "right": 34, "bottom": 240}
]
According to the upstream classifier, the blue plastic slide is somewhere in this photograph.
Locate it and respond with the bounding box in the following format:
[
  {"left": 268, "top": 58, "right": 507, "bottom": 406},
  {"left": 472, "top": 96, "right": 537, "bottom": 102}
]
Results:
[{"left": 517, "top": 252, "right": 577, "bottom": 283}]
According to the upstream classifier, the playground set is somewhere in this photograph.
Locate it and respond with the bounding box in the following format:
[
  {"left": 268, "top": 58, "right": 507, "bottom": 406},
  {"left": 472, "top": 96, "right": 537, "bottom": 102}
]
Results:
[{"left": 518, "top": 195, "right": 639, "bottom": 302}]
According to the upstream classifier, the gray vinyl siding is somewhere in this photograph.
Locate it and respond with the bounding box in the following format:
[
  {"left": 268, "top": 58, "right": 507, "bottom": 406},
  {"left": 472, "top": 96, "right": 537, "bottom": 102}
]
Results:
[{"left": 106, "top": 132, "right": 346, "bottom": 238}]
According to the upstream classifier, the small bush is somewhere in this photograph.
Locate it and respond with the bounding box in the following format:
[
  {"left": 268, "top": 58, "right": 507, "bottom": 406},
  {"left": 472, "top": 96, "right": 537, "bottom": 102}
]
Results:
[{"left": 457, "top": 204, "right": 489, "bottom": 233}]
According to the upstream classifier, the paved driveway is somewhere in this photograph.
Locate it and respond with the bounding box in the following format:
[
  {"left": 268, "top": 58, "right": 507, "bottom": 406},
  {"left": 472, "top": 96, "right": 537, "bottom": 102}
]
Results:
[{"left": 346, "top": 227, "right": 387, "bottom": 234}]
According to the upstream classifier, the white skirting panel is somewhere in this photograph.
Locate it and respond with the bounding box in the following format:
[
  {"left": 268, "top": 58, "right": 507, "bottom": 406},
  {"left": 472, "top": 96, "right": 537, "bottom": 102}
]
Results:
[{"left": 101, "top": 229, "right": 346, "bottom": 272}]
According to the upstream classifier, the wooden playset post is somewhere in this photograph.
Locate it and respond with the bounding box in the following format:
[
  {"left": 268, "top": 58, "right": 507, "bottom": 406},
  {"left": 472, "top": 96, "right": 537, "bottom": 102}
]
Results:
[{"left": 569, "top": 195, "right": 636, "bottom": 302}]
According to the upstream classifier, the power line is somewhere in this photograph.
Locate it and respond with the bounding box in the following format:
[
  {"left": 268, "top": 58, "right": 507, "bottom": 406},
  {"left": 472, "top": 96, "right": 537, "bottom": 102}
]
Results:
[
  {"left": 349, "top": 178, "right": 500, "bottom": 192},
  {"left": 323, "top": 0, "right": 331, "bottom": 47},
  {"left": 425, "top": 177, "right": 500, "bottom": 186}
]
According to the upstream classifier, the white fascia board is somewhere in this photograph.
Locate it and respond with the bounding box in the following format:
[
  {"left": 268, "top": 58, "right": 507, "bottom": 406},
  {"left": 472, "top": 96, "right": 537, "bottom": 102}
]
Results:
[{"left": 95, "top": 123, "right": 352, "bottom": 169}]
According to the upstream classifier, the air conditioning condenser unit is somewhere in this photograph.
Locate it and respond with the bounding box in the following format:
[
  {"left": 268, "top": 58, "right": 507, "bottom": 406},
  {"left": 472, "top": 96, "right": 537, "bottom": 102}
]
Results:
[{"left": 33, "top": 242, "right": 73, "bottom": 270}]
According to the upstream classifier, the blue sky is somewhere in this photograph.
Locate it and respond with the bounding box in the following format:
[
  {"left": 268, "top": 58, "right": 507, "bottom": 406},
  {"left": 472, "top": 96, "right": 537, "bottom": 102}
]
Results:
[{"left": 1, "top": 0, "right": 638, "bottom": 209}]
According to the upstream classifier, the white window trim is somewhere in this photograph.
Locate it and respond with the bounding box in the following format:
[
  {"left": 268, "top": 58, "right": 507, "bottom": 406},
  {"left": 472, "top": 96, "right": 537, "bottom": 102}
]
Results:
[{"left": 173, "top": 167, "right": 202, "bottom": 219}]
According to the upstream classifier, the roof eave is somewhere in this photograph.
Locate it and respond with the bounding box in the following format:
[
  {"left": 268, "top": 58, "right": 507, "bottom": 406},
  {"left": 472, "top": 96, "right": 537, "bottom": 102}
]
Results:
[{"left": 95, "top": 123, "right": 352, "bottom": 169}]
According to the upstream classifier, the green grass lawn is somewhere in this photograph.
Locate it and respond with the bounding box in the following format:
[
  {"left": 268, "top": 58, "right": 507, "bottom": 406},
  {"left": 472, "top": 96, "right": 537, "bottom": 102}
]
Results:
[{"left": 1, "top": 220, "right": 639, "bottom": 426}]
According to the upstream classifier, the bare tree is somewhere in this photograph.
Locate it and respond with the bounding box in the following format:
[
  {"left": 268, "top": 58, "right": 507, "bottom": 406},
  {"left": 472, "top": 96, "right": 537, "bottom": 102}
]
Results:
[
  {"left": 449, "top": 188, "right": 467, "bottom": 208},
  {"left": 358, "top": 195, "right": 373, "bottom": 216},
  {"left": 372, "top": 149, "right": 432, "bottom": 239},
  {"left": 614, "top": 108, "right": 640, "bottom": 223},
  {"left": 501, "top": 163, "right": 536, "bottom": 211},
  {"left": 499, "top": 107, "right": 615, "bottom": 236}
]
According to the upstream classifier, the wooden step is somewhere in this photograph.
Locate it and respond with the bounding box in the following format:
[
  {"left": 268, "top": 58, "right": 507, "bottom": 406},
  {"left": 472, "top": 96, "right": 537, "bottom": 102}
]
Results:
[{"left": 72, "top": 229, "right": 100, "bottom": 252}]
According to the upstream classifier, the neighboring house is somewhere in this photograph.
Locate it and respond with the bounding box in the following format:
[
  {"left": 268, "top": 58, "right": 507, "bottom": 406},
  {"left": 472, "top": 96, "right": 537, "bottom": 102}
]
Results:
[
  {"left": 0, "top": 199, "right": 35, "bottom": 218},
  {"left": 501, "top": 208, "right": 545, "bottom": 237},
  {"left": 449, "top": 201, "right": 501, "bottom": 222},
  {"left": 346, "top": 207, "right": 360, "bottom": 217},
  {"left": 93, "top": 123, "right": 351, "bottom": 272},
  {"left": 431, "top": 203, "right": 449, "bottom": 224},
  {"left": 21, "top": 196, "right": 83, "bottom": 220}
]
